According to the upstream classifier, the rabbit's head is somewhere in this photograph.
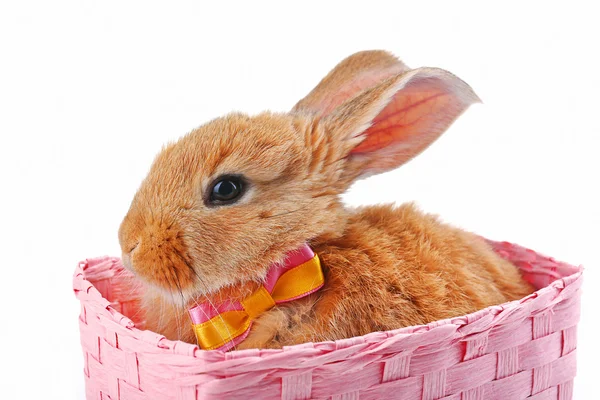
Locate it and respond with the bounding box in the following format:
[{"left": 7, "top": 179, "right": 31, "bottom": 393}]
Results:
[{"left": 118, "top": 50, "right": 479, "bottom": 298}]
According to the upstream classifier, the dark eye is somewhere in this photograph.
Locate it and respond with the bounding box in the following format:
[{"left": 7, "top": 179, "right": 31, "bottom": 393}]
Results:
[{"left": 208, "top": 175, "right": 245, "bottom": 205}]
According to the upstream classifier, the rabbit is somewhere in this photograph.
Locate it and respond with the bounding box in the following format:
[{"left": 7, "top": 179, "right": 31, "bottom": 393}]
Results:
[{"left": 118, "top": 50, "right": 534, "bottom": 350}]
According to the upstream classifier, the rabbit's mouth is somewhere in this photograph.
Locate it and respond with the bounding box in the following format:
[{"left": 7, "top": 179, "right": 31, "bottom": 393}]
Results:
[
  {"left": 120, "top": 242, "right": 138, "bottom": 271},
  {"left": 120, "top": 222, "right": 200, "bottom": 296}
]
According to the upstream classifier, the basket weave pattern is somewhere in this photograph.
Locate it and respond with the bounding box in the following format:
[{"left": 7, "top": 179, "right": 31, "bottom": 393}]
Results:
[{"left": 73, "top": 241, "right": 582, "bottom": 399}]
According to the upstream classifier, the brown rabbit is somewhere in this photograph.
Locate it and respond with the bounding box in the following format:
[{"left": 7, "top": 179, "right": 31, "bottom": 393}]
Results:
[{"left": 118, "top": 50, "right": 533, "bottom": 350}]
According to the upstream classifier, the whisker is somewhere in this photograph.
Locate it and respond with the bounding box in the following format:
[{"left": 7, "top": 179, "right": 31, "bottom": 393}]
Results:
[
  {"left": 162, "top": 269, "right": 183, "bottom": 341},
  {"left": 261, "top": 207, "right": 305, "bottom": 219},
  {"left": 141, "top": 189, "right": 155, "bottom": 224},
  {"left": 173, "top": 248, "right": 238, "bottom": 351},
  {"left": 260, "top": 199, "right": 322, "bottom": 220},
  {"left": 159, "top": 197, "right": 165, "bottom": 226},
  {"left": 158, "top": 287, "right": 166, "bottom": 332},
  {"left": 172, "top": 268, "right": 187, "bottom": 341}
]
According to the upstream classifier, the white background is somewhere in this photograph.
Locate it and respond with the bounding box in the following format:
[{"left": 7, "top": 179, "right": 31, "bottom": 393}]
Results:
[{"left": 0, "top": 1, "right": 598, "bottom": 399}]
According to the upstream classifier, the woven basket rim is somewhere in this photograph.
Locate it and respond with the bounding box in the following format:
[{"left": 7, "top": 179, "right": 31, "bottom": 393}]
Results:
[{"left": 73, "top": 240, "right": 583, "bottom": 362}]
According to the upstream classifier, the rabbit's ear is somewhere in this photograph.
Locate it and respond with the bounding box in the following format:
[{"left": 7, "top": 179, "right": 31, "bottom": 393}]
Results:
[
  {"left": 292, "top": 50, "right": 409, "bottom": 116},
  {"left": 326, "top": 67, "right": 480, "bottom": 180}
]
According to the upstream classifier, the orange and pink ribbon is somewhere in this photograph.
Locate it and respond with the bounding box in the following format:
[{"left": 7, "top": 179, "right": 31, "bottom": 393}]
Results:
[{"left": 188, "top": 244, "right": 324, "bottom": 351}]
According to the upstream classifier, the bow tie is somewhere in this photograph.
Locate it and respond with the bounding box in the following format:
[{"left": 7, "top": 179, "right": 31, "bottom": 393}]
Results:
[{"left": 188, "top": 244, "right": 324, "bottom": 351}]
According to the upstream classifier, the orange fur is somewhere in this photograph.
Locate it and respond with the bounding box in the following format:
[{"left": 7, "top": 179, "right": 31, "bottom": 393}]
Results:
[{"left": 119, "top": 51, "right": 534, "bottom": 349}]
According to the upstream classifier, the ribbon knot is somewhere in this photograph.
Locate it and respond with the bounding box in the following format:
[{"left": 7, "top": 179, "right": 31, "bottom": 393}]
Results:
[
  {"left": 188, "top": 244, "right": 325, "bottom": 351},
  {"left": 241, "top": 286, "right": 276, "bottom": 318}
]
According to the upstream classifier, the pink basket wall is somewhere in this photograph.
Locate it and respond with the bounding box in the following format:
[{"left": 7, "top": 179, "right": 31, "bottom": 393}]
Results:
[{"left": 73, "top": 240, "right": 583, "bottom": 400}]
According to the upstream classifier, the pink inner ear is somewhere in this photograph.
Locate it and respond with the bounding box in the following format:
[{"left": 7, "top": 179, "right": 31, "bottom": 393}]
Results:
[
  {"left": 316, "top": 66, "right": 406, "bottom": 116},
  {"left": 350, "top": 84, "right": 453, "bottom": 155}
]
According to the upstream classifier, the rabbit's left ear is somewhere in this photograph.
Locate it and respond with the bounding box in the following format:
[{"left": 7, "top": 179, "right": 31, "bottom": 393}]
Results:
[
  {"left": 292, "top": 50, "right": 409, "bottom": 116},
  {"left": 325, "top": 67, "right": 480, "bottom": 180}
]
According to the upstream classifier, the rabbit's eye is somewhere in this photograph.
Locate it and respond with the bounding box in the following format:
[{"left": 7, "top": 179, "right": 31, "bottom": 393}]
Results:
[{"left": 207, "top": 175, "right": 245, "bottom": 206}]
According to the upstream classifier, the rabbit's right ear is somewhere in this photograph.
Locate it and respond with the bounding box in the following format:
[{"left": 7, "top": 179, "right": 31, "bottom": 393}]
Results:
[
  {"left": 292, "top": 50, "right": 409, "bottom": 116},
  {"left": 322, "top": 67, "right": 480, "bottom": 183}
]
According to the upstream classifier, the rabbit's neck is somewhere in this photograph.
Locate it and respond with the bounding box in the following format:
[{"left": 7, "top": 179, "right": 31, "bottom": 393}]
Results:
[{"left": 188, "top": 244, "right": 324, "bottom": 351}]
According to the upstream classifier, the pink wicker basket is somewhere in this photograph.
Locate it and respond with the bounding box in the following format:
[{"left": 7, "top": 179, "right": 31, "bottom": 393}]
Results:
[{"left": 73, "top": 240, "right": 582, "bottom": 400}]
